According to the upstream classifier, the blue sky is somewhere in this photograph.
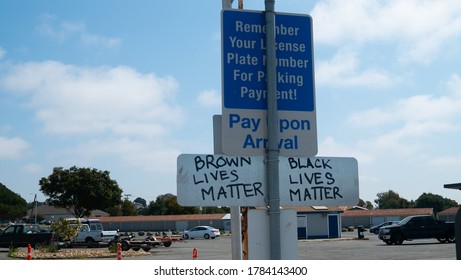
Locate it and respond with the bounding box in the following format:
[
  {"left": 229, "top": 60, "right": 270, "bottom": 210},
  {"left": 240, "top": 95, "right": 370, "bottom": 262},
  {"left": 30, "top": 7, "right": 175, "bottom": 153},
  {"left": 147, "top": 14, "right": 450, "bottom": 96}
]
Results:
[{"left": 1, "top": 0, "right": 461, "bottom": 206}]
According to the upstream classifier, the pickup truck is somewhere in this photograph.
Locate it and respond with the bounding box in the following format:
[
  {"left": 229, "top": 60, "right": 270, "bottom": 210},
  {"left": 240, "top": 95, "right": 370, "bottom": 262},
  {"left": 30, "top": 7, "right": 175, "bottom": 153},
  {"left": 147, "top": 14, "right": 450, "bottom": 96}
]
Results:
[
  {"left": 0, "top": 224, "right": 54, "bottom": 249},
  {"left": 67, "top": 218, "right": 117, "bottom": 247},
  {"left": 378, "top": 215, "right": 455, "bottom": 245}
]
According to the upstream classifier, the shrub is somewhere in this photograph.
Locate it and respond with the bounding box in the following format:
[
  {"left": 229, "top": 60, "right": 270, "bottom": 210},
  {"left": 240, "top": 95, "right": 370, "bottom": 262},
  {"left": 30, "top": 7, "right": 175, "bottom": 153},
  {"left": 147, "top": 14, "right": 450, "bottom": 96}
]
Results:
[
  {"left": 50, "top": 218, "right": 80, "bottom": 241},
  {"left": 7, "top": 244, "right": 18, "bottom": 258},
  {"left": 38, "top": 243, "right": 59, "bottom": 253},
  {"left": 108, "top": 242, "right": 118, "bottom": 253}
]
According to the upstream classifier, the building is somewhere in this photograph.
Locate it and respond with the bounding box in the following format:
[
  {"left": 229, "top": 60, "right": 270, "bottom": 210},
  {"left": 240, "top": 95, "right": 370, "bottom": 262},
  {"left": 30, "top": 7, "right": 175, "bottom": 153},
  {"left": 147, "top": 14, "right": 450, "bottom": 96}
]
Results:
[
  {"left": 97, "top": 207, "right": 345, "bottom": 240},
  {"left": 30, "top": 204, "right": 455, "bottom": 240},
  {"left": 438, "top": 207, "right": 460, "bottom": 222},
  {"left": 99, "top": 207, "right": 344, "bottom": 240},
  {"left": 341, "top": 208, "right": 434, "bottom": 228},
  {"left": 98, "top": 214, "right": 228, "bottom": 233},
  {"left": 26, "top": 204, "right": 109, "bottom": 222},
  {"left": 291, "top": 206, "right": 343, "bottom": 239}
]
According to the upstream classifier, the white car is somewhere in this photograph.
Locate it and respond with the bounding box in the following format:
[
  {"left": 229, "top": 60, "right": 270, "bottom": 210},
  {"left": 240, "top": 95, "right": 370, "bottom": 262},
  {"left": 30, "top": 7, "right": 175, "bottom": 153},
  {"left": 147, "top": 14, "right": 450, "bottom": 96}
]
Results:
[{"left": 182, "top": 226, "right": 220, "bottom": 239}]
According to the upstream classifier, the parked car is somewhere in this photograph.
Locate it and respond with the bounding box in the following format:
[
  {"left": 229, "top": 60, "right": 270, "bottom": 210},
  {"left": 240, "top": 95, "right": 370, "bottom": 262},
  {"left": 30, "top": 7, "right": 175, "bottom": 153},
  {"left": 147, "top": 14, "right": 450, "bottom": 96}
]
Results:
[
  {"left": 182, "top": 226, "right": 220, "bottom": 240},
  {"left": 65, "top": 218, "right": 118, "bottom": 247},
  {"left": 378, "top": 215, "right": 455, "bottom": 245},
  {"left": 39, "top": 220, "right": 52, "bottom": 225},
  {"left": 369, "top": 221, "right": 398, "bottom": 234},
  {"left": 0, "top": 224, "right": 54, "bottom": 249}
]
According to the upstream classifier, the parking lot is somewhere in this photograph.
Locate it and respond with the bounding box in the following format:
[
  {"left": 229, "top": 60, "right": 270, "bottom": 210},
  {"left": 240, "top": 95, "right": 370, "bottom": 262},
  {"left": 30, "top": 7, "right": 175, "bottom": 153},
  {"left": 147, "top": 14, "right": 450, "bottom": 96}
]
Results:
[
  {"left": 0, "top": 231, "right": 456, "bottom": 260},
  {"left": 124, "top": 231, "right": 456, "bottom": 260}
]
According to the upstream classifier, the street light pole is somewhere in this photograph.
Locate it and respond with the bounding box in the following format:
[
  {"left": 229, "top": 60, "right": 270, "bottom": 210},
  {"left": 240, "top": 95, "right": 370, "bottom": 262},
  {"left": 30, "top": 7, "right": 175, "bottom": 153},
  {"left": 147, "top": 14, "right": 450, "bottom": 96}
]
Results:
[{"left": 33, "top": 194, "right": 37, "bottom": 224}]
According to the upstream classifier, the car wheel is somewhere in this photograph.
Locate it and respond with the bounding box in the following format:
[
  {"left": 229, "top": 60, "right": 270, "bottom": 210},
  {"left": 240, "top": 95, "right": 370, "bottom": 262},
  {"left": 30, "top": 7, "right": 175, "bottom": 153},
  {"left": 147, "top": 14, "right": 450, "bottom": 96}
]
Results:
[
  {"left": 204, "top": 233, "right": 210, "bottom": 239},
  {"left": 184, "top": 234, "right": 189, "bottom": 240},
  {"left": 121, "top": 241, "right": 130, "bottom": 251},
  {"left": 447, "top": 237, "right": 456, "bottom": 243},
  {"left": 32, "top": 242, "right": 42, "bottom": 250},
  {"left": 384, "top": 240, "right": 392, "bottom": 245},
  {"left": 445, "top": 231, "right": 455, "bottom": 243},
  {"left": 392, "top": 233, "right": 404, "bottom": 245},
  {"left": 85, "top": 238, "right": 95, "bottom": 248}
]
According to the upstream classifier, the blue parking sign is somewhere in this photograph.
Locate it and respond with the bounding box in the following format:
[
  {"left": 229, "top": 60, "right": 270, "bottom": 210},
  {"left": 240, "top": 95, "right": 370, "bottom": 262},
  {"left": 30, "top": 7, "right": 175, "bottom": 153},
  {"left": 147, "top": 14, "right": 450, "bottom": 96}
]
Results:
[{"left": 222, "top": 10, "right": 315, "bottom": 112}]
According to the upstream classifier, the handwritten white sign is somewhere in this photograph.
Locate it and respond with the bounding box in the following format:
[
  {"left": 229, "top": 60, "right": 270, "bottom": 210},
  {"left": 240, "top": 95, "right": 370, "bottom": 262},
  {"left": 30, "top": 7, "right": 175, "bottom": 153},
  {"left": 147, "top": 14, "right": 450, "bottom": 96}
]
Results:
[{"left": 177, "top": 154, "right": 359, "bottom": 207}]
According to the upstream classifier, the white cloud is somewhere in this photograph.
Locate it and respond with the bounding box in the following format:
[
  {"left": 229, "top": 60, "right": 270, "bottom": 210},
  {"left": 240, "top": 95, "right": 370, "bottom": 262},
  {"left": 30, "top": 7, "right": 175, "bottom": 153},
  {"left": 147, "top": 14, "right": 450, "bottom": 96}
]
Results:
[
  {"left": 1, "top": 60, "right": 186, "bottom": 173},
  {"left": 316, "top": 48, "right": 393, "bottom": 88},
  {"left": 428, "top": 156, "right": 461, "bottom": 170},
  {"left": 73, "top": 138, "right": 180, "bottom": 173},
  {"left": 356, "top": 121, "right": 454, "bottom": 158},
  {"left": 36, "top": 13, "right": 121, "bottom": 48},
  {"left": 2, "top": 61, "right": 183, "bottom": 137},
  {"left": 80, "top": 33, "right": 121, "bottom": 48},
  {"left": 347, "top": 75, "right": 461, "bottom": 128},
  {"left": 0, "top": 136, "right": 29, "bottom": 159},
  {"left": 22, "top": 163, "right": 43, "bottom": 174},
  {"left": 447, "top": 73, "right": 461, "bottom": 98},
  {"left": 0, "top": 47, "right": 5, "bottom": 59},
  {"left": 197, "top": 89, "right": 221, "bottom": 107},
  {"left": 311, "top": 0, "right": 461, "bottom": 64},
  {"left": 344, "top": 74, "right": 461, "bottom": 157},
  {"left": 318, "top": 136, "right": 374, "bottom": 164}
]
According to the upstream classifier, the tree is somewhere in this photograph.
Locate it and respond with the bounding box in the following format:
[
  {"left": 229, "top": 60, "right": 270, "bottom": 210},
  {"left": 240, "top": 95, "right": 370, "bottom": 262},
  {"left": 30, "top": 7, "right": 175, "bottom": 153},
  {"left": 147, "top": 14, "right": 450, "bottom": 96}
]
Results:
[
  {"left": 201, "top": 206, "right": 230, "bottom": 214},
  {"left": 358, "top": 198, "right": 374, "bottom": 209},
  {"left": 144, "top": 193, "right": 198, "bottom": 215},
  {"left": 414, "top": 193, "right": 458, "bottom": 213},
  {"left": 39, "top": 166, "right": 123, "bottom": 218},
  {"left": 0, "top": 183, "right": 27, "bottom": 221},
  {"left": 134, "top": 197, "right": 147, "bottom": 208},
  {"left": 121, "top": 199, "right": 138, "bottom": 216},
  {"left": 50, "top": 218, "right": 80, "bottom": 241},
  {"left": 374, "top": 190, "right": 413, "bottom": 209},
  {"left": 105, "top": 199, "right": 137, "bottom": 216},
  {"left": 105, "top": 205, "right": 122, "bottom": 216}
]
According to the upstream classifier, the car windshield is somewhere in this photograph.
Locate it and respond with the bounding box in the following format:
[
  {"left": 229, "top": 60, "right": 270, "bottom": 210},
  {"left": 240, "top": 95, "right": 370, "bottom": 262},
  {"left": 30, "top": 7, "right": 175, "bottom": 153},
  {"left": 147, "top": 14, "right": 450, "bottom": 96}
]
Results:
[
  {"left": 23, "top": 225, "right": 42, "bottom": 233},
  {"left": 398, "top": 216, "right": 412, "bottom": 225}
]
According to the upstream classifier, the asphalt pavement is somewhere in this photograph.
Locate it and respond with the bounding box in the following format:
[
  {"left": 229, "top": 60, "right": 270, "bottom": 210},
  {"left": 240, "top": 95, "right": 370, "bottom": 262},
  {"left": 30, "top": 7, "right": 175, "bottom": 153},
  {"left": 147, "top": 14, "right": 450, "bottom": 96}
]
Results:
[{"left": 0, "top": 231, "right": 457, "bottom": 260}]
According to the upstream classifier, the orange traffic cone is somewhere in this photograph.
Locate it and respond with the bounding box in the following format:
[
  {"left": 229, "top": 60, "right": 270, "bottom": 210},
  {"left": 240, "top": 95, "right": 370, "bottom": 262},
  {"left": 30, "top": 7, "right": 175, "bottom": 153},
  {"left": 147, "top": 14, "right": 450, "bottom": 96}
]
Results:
[
  {"left": 27, "top": 244, "right": 32, "bottom": 260},
  {"left": 117, "top": 242, "right": 122, "bottom": 260},
  {"left": 192, "top": 248, "right": 198, "bottom": 260}
]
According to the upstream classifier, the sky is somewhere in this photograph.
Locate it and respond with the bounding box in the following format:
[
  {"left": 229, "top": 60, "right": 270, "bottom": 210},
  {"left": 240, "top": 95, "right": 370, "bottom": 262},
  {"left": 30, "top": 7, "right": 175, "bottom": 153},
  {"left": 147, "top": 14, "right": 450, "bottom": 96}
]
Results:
[{"left": 1, "top": 0, "right": 461, "bottom": 207}]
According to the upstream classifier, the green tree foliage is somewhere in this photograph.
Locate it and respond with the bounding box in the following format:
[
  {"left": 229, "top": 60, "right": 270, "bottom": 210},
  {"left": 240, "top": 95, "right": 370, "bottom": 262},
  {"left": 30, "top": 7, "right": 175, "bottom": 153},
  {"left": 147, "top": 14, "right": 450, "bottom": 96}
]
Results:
[
  {"left": 105, "top": 205, "right": 122, "bottom": 216},
  {"left": 39, "top": 166, "right": 123, "bottom": 218},
  {"left": 134, "top": 197, "right": 147, "bottom": 208},
  {"left": 144, "top": 193, "right": 198, "bottom": 215},
  {"left": 374, "top": 190, "right": 413, "bottom": 209},
  {"left": 105, "top": 199, "right": 137, "bottom": 216},
  {"left": 0, "top": 183, "right": 27, "bottom": 221},
  {"left": 358, "top": 198, "right": 374, "bottom": 209},
  {"left": 50, "top": 218, "right": 80, "bottom": 241},
  {"left": 121, "top": 199, "right": 138, "bottom": 216},
  {"left": 201, "top": 206, "right": 230, "bottom": 214},
  {"left": 365, "top": 201, "right": 374, "bottom": 209},
  {"left": 414, "top": 192, "right": 459, "bottom": 213}
]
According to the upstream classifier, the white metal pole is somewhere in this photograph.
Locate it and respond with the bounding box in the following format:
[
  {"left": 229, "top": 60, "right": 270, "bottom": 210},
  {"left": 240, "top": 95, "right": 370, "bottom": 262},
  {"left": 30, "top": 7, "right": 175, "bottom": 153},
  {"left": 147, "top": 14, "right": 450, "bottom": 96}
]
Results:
[
  {"left": 222, "top": 0, "right": 233, "bottom": 9},
  {"left": 213, "top": 115, "right": 242, "bottom": 260},
  {"left": 264, "top": 0, "right": 281, "bottom": 260}
]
